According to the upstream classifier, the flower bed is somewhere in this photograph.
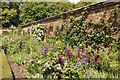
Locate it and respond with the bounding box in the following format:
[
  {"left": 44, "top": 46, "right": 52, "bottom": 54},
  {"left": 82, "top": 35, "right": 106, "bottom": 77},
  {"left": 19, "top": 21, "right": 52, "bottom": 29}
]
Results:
[{"left": 2, "top": 6, "right": 120, "bottom": 79}]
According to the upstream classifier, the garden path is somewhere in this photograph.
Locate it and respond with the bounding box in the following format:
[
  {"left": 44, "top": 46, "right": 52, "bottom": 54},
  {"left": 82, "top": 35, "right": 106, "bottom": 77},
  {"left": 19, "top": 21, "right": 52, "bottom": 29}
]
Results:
[
  {"left": 6, "top": 53, "right": 28, "bottom": 78},
  {"left": 0, "top": 39, "right": 27, "bottom": 79}
]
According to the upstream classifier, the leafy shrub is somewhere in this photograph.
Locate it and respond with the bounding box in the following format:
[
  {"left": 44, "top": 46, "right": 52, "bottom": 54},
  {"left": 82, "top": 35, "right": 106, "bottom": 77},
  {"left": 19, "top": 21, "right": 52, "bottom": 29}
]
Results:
[{"left": 56, "top": 15, "right": 119, "bottom": 51}]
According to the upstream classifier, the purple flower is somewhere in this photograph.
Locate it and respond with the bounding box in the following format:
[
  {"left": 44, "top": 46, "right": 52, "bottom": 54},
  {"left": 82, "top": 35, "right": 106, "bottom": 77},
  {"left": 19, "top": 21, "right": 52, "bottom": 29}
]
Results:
[
  {"left": 76, "top": 61, "right": 83, "bottom": 68},
  {"left": 65, "top": 47, "right": 73, "bottom": 58},
  {"left": 40, "top": 45, "right": 49, "bottom": 54},
  {"left": 77, "top": 48, "right": 81, "bottom": 59},
  {"left": 88, "top": 70, "right": 93, "bottom": 77},
  {"left": 89, "top": 73, "right": 93, "bottom": 77}
]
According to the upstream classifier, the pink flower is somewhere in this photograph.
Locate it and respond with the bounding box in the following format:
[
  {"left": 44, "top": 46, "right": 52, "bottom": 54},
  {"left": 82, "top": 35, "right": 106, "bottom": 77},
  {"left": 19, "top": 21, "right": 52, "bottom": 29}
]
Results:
[
  {"left": 82, "top": 51, "right": 89, "bottom": 59},
  {"left": 87, "top": 58, "right": 90, "bottom": 63},
  {"left": 44, "top": 62, "right": 50, "bottom": 68},
  {"left": 58, "top": 52, "right": 62, "bottom": 55},
  {"left": 56, "top": 64, "right": 61, "bottom": 71},
  {"left": 83, "top": 51, "right": 88, "bottom": 55},
  {"left": 49, "top": 57, "right": 55, "bottom": 63},
  {"left": 58, "top": 55, "right": 65, "bottom": 63},
  {"left": 96, "top": 60, "right": 100, "bottom": 64}
]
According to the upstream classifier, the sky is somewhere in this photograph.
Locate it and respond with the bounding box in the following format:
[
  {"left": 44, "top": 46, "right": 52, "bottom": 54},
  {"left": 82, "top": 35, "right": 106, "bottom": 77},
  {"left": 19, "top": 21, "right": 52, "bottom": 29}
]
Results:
[{"left": 69, "top": 0, "right": 81, "bottom": 3}]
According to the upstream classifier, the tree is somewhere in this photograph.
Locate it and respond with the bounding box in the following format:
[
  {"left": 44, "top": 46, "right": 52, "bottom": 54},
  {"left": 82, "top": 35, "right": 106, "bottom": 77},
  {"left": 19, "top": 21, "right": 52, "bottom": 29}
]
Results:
[
  {"left": 19, "top": 2, "right": 75, "bottom": 26},
  {"left": 75, "top": 2, "right": 93, "bottom": 8},
  {"left": 1, "top": 1, "right": 93, "bottom": 28},
  {"left": 9, "top": 2, "right": 20, "bottom": 27},
  {"left": 2, "top": 2, "right": 17, "bottom": 28}
]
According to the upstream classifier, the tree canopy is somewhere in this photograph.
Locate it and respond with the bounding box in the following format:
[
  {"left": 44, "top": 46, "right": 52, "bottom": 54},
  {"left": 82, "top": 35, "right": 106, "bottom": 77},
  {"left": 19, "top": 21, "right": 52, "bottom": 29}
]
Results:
[{"left": 1, "top": 2, "right": 92, "bottom": 28}]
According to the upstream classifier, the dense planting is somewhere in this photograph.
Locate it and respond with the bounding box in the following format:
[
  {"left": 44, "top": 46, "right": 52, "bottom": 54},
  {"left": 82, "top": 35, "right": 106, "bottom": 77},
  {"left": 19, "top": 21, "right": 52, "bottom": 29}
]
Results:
[{"left": 2, "top": 4, "right": 120, "bottom": 79}]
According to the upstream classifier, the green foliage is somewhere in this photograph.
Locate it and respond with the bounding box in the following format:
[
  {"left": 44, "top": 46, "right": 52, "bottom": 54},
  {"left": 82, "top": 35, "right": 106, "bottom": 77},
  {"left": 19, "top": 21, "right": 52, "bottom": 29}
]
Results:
[
  {"left": 75, "top": 2, "right": 93, "bottom": 8},
  {"left": 2, "top": 2, "right": 119, "bottom": 79},
  {"left": 2, "top": 27, "right": 119, "bottom": 78},
  {"left": 1, "top": 2, "right": 20, "bottom": 28},
  {"left": 56, "top": 10, "right": 119, "bottom": 50},
  {"left": 19, "top": 2, "right": 75, "bottom": 26},
  {"left": 1, "top": 2, "right": 92, "bottom": 28}
]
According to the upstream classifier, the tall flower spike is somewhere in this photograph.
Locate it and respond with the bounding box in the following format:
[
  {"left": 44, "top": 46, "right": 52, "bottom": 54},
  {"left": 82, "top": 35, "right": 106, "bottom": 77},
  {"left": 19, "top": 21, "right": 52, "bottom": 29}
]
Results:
[
  {"left": 77, "top": 48, "right": 81, "bottom": 59},
  {"left": 65, "top": 47, "right": 73, "bottom": 58}
]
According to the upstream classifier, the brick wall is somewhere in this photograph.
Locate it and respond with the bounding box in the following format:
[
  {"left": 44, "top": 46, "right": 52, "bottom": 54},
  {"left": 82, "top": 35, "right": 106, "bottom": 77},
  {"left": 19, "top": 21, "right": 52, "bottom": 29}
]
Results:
[{"left": 1, "top": 2, "right": 120, "bottom": 36}]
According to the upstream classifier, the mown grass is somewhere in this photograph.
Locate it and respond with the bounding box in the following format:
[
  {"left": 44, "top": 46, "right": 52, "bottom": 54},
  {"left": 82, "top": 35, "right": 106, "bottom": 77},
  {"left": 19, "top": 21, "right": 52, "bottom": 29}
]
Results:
[{"left": 0, "top": 35, "right": 13, "bottom": 80}]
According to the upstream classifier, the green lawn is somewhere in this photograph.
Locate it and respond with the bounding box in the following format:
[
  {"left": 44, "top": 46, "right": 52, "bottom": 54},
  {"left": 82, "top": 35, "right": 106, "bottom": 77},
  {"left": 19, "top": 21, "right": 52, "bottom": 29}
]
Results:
[
  {"left": 0, "top": 50, "right": 12, "bottom": 78},
  {"left": 0, "top": 48, "right": 13, "bottom": 79}
]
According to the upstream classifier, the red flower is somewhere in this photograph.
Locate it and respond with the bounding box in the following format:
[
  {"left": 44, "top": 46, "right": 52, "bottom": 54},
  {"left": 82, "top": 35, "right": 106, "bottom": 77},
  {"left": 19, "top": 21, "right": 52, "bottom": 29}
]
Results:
[
  {"left": 88, "top": 59, "right": 90, "bottom": 63},
  {"left": 94, "top": 54, "right": 100, "bottom": 61},
  {"left": 92, "top": 54, "right": 100, "bottom": 64}
]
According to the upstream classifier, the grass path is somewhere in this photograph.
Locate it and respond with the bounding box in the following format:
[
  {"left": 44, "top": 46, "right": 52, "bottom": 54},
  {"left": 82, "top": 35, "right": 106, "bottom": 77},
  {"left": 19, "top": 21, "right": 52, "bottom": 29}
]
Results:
[
  {"left": 0, "top": 50, "right": 13, "bottom": 79},
  {"left": 0, "top": 37, "right": 13, "bottom": 79}
]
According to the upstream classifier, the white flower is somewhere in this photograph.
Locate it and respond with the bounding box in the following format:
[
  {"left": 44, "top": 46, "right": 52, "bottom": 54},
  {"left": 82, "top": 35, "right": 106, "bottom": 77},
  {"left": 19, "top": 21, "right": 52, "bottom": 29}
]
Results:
[
  {"left": 52, "top": 60, "right": 55, "bottom": 63},
  {"left": 56, "top": 64, "right": 61, "bottom": 71},
  {"left": 58, "top": 64, "right": 61, "bottom": 67},
  {"left": 57, "top": 66, "right": 61, "bottom": 71},
  {"left": 37, "top": 60, "right": 40, "bottom": 64}
]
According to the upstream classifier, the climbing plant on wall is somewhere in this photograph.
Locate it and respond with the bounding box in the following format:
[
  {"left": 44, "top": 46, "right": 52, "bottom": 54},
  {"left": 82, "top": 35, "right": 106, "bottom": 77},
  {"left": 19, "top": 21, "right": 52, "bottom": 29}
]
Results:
[{"left": 55, "top": 7, "right": 119, "bottom": 50}]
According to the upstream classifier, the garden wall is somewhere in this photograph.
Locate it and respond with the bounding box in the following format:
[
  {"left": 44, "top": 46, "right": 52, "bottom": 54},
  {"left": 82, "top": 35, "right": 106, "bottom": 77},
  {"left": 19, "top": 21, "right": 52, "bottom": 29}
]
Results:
[
  {"left": 22, "top": 2, "right": 120, "bottom": 37},
  {"left": 0, "top": 2, "right": 119, "bottom": 36}
]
